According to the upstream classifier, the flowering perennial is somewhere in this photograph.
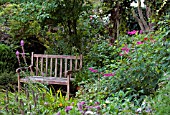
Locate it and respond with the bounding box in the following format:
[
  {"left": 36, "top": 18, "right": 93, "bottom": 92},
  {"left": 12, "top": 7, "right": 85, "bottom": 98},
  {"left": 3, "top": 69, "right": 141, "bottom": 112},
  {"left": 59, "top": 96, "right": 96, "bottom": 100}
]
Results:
[
  {"left": 127, "top": 30, "right": 138, "bottom": 35},
  {"left": 65, "top": 106, "right": 73, "bottom": 113},
  {"left": 103, "top": 73, "right": 115, "bottom": 77},
  {"left": 88, "top": 68, "right": 98, "bottom": 73},
  {"left": 121, "top": 45, "right": 130, "bottom": 54},
  {"left": 136, "top": 41, "right": 144, "bottom": 45}
]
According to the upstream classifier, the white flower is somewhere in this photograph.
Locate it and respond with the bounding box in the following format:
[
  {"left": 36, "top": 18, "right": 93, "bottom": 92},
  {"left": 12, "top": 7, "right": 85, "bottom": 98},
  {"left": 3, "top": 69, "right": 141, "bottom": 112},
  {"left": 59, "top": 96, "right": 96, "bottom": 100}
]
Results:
[
  {"left": 105, "top": 100, "right": 110, "bottom": 104},
  {"left": 85, "top": 111, "right": 94, "bottom": 115},
  {"left": 90, "top": 100, "right": 93, "bottom": 103},
  {"left": 136, "top": 108, "right": 142, "bottom": 113}
]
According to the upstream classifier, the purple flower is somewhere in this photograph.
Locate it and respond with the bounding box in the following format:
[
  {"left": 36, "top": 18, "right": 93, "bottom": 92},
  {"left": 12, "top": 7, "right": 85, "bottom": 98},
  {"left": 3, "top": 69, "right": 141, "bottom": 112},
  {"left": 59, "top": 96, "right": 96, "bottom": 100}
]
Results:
[
  {"left": 20, "top": 40, "right": 24, "bottom": 46},
  {"left": 103, "top": 73, "right": 115, "bottom": 77},
  {"left": 77, "top": 102, "right": 83, "bottom": 111},
  {"left": 65, "top": 106, "right": 73, "bottom": 113},
  {"left": 137, "top": 41, "right": 144, "bottom": 45},
  {"left": 85, "top": 106, "right": 94, "bottom": 109},
  {"left": 95, "top": 106, "right": 101, "bottom": 110},
  {"left": 16, "top": 50, "right": 20, "bottom": 56},
  {"left": 56, "top": 111, "right": 60, "bottom": 115},
  {"left": 81, "top": 101, "right": 85, "bottom": 105},
  {"left": 95, "top": 101, "right": 100, "bottom": 105}
]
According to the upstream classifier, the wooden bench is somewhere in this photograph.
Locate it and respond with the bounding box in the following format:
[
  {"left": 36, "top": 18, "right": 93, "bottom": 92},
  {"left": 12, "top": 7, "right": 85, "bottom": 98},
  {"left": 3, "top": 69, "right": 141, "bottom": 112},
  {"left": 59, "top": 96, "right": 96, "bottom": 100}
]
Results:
[{"left": 16, "top": 52, "right": 82, "bottom": 99}]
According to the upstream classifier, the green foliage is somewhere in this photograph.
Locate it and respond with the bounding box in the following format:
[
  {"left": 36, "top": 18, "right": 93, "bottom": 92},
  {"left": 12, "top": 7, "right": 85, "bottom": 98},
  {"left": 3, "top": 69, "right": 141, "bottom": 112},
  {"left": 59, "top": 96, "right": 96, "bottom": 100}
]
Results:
[
  {"left": 72, "top": 69, "right": 90, "bottom": 87},
  {"left": 152, "top": 77, "right": 170, "bottom": 114},
  {"left": 77, "top": 30, "right": 170, "bottom": 108},
  {"left": 0, "top": 71, "right": 17, "bottom": 85},
  {"left": 0, "top": 83, "right": 78, "bottom": 114},
  {"left": 0, "top": 0, "right": 92, "bottom": 55},
  {"left": 0, "top": 44, "right": 17, "bottom": 73}
]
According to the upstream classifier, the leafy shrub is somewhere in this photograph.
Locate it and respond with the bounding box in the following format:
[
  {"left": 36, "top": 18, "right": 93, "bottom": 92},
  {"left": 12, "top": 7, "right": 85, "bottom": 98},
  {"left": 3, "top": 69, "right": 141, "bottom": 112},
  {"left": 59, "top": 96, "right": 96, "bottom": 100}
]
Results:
[
  {"left": 152, "top": 76, "right": 170, "bottom": 114},
  {"left": 0, "top": 44, "right": 17, "bottom": 73},
  {"left": 0, "top": 71, "right": 17, "bottom": 85},
  {"left": 78, "top": 31, "right": 170, "bottom": 106}
]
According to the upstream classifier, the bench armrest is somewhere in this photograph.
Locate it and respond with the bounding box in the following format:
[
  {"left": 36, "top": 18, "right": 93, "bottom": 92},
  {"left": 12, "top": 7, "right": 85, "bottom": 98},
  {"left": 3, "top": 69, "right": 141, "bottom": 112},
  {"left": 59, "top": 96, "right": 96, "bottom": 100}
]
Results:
[{"left": 16, "top": 65, "right": 34, "bottom": 74}]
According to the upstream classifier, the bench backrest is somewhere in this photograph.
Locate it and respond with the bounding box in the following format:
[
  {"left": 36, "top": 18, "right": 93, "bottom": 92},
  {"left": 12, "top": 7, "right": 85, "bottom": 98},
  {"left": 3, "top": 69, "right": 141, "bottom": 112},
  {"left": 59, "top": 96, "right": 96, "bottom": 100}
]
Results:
[{"left": 31, "top": 52, "right": 82, "bottom": 77}]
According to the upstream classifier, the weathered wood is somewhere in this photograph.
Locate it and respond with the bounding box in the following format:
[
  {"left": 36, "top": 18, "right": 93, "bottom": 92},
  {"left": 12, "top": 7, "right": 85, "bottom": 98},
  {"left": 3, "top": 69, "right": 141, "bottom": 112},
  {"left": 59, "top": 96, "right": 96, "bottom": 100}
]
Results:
[
  {"left": 60, "top": 58, "right": 62, "bottom": 78},
  {"left": 65, "top": 59, "right": 67, "bottom": 77},
  {"left": 31, "top": 52, "right": 34, "bottom": 65},
  {"left": 20, "top": 76, "right": 75, "bottom": 85},
  {"left": 75, "top": 59, "right": 77, "bottom": 70},
  {"left": 16, "top": 52, "right": 83, "bottom": 99},
  {"left": 50, "top": 58, "right": 53, "bottom": 76},
  {"left": 41, "top": 57, "right": 43, "bottom": 74},
  {"left": 70, "top": 59, "right": 72, "bottom": 71},
  {"left": 55, "top": 58, "right": 57, "bottom": 77},
  {"left": 46, "top": 57, "right": 48, "bottom": 76},
  {"left": 36, "top": 57, "right": 39, "bottom": 76},
  {"left": 34, "top": 54, "right": 82, "bottom": 59}
]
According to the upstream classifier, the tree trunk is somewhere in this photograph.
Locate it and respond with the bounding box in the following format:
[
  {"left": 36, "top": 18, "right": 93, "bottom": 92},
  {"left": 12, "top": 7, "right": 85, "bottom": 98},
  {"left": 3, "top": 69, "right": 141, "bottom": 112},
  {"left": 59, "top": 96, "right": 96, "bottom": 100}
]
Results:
[{"left": 137, "top": 0, "right": 150, "bottom": 31}]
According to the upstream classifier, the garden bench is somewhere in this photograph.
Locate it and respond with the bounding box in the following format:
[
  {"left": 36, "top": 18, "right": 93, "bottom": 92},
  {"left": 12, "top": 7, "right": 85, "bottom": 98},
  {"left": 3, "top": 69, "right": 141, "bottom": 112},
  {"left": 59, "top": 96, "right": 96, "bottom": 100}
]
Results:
[{"left": 16, "top": 52, "right": 82, "bottom": 99}]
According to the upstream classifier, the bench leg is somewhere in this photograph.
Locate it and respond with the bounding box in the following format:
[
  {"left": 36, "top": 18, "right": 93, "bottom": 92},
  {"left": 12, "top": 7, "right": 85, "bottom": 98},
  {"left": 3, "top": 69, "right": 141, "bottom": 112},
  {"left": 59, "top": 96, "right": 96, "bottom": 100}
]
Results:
[
  {"left": 67, "top": 82, "right": 70, "bottom": 100},
  {"left": 18, "top": 80, "right": 21, "bottom": 92},
  {"left": 18, "top": 75, "right": 21, "bottom": 92}
]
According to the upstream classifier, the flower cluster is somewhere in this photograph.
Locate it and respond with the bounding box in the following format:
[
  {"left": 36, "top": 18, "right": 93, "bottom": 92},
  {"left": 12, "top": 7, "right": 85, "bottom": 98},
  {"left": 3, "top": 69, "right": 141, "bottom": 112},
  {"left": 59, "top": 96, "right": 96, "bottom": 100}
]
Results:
[
  {"left": 127, "top": 30, "right": 138, "bottom": 35},
  {"left": 127, "top": 30, "right": 143, "bottom": 35},
  {"left": 136, "top": 41, "right": 144, "bottom": 45},
  {"left": 121, "top": 45, "right": 130, "bottom": 54},
  {"left": 119, "top": 45, "right": 130, "bottom": 56},
  {"left": 103, "top": 73, "right": 115, "bottom": 77},
  {"left": 88, "top": 68, "right": 98, "bottom": 73},
  {"left": 68, "top": 101, "right": 100, "bottom": 114},
  {"left": 89, "top": 67, "right": 115, "bottom": 78},
  {"left": 16, "top": 40, "right": 27, "bottom": 66}
]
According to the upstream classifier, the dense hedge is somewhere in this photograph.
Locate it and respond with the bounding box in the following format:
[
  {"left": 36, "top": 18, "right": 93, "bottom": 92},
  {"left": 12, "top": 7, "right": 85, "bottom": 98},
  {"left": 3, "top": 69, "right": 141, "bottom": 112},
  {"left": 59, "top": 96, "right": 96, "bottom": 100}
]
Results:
[{"left": 0, "top": 44, "right": 17, "bottom": 73}]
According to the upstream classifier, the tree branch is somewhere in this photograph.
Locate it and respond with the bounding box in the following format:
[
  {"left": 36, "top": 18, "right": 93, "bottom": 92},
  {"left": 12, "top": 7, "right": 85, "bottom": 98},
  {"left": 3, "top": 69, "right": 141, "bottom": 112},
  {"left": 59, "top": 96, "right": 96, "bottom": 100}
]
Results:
[
  {"left": 132, "top": 9, "right": 145, "bottom": 31},
  {"left": 137, "top": 0, "right": 150, "bottom": 31}
]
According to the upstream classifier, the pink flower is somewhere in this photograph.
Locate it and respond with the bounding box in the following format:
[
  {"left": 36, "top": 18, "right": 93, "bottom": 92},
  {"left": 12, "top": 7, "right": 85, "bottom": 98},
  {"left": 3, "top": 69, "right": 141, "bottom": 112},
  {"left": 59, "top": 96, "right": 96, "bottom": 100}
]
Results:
[
  {"left": 88, "top": 67, "right": 98, "bottom": 73},
  {"left": 89, "top": 67, "right": 93, "bottom": 71},
  {"left": 119, "top": 53, "right": 123, "bottom": 56},
  {"left": 109, "top": 43, "right": 112, "bottom": 46},
  {"left": 92, "top": 69, "right": 98, "bottom": 73},
  {"left": 103, "top": 73, "right": 115, "bottom": 77},
  {"left": 139, "top": 30, "right": 143, "bottom": 34},
  {"left": 90, "top": 15, "right": 93, "bottom": 20},
  {"left": 121, "top": 45, "right": 130, "bottom": 54},
  {"left": 127, "top": 30, "right": 137, "bottom": 35},
  {"left": 136, "top": 41, "right": 144, "bottom": 45},
  {"left": 16, "top": 50, "right": 20, "bottom": 56},
  {"left": 20, "top": 40, "right": 24, "bottom": 46},
  {"left": 80, "top": 101, "right": 85, "bottom": 105}
]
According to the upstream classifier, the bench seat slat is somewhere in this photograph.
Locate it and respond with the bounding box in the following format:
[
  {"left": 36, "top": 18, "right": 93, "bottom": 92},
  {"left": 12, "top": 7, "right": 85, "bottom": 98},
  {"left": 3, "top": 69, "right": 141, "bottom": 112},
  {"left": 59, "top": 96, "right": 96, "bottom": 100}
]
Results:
[{"left": 20, "top": 76, "right": 75, "bottom": 85}]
